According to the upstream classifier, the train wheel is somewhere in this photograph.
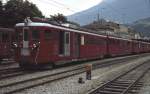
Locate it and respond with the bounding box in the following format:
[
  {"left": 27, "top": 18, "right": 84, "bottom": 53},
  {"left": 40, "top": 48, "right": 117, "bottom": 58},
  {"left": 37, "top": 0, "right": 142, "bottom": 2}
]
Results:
[
  {"left": 19, "top": 62, "right": 29, "bottom": 69},
  {"left": 51, "top": 62, "right": 56, "bottom": 68},
  {"left": 19, "top": 62, "right": 24, "bottom": 68},
  {"left": 104, "top": 54, "right": 111, "bottom": 58}
]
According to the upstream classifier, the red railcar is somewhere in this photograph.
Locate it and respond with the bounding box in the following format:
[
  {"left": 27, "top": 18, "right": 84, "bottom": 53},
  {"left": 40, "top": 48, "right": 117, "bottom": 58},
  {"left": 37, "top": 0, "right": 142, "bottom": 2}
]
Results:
[
  {"left": 0, "top": 28, "right": 15, "bottom": 63},
  {"left": 14, "top": 20, "right": 150, "bottom": 68}
]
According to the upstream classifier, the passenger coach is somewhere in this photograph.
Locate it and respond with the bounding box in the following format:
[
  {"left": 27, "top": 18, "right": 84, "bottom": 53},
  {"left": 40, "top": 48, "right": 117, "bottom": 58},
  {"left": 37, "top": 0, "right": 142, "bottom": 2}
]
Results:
[{"left": 0, "top": 28, "right": 15, "bottom": 63}]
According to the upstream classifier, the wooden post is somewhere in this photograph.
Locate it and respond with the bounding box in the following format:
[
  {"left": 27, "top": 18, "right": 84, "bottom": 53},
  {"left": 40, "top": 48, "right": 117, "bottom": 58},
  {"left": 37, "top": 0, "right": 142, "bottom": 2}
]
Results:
[{"left": 85, "top": 64, "right": 92, "bottom": 80}]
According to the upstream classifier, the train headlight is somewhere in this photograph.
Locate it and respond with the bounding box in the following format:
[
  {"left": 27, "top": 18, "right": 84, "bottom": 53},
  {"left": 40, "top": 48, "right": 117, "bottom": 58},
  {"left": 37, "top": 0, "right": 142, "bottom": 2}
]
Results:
[
  {"left": 32, "top": 42, "right": 40, "bottom": 50},
  {"left": 13, "top": 42, "right": 18, "bottom": 48},
  {"left": 33, "top": 44, "right": 36, "bottom": 48}
]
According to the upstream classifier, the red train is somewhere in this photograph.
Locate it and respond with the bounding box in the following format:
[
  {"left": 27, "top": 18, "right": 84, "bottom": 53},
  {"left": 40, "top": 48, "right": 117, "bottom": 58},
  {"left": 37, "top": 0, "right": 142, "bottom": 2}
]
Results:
[
  {"left": 14, "top": 19, "right": 150, "bottom": 68},
  {"left": 0, "top": 28, "right": 15, "bottom": 63}
]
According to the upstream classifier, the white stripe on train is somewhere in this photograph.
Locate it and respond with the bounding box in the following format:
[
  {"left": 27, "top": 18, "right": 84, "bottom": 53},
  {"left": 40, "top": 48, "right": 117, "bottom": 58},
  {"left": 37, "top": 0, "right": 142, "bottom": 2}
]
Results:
[{"left": 16, "top": 22, "right": 150, "bottom": 44}]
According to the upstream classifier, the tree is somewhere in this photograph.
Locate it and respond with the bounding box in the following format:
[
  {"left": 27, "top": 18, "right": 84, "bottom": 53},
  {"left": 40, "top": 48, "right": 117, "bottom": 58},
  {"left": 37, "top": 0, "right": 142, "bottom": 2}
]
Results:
[
  {"left": 0, "top": 0, "right": 3, "bottom": 27},
  {"left": 2, "top": 0, "right": 44, "bottom": 27},
  {"left": 49, "top": 13, "right": 67, "bottom": 23},
  {"left": 0, "top": 1, "right": 2, "bottom": 12}
]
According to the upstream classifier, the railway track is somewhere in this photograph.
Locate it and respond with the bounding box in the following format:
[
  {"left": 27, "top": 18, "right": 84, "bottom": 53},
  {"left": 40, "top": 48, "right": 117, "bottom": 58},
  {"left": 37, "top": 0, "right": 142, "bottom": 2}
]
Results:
[
  {"left": 88, "top": 61, "right": 150, "bottom": 94},
  {"left": 0, "top": 59, "right": 15, "bottom": 66},
  {"left": 0, "top": 53, "right": 147, "bottom": 79},
  {"left": 0, "top": 53, "right": 144, "bottom": 80},
  {"left": 0, "top": 67, "right": 20, "bottom": 74},
  {"left": 0, "top": 55, "right": 150, "bottom": 94}
]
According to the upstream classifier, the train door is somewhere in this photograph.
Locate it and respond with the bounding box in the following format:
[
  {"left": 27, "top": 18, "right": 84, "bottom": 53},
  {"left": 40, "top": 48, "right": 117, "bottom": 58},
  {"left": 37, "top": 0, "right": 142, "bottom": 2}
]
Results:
[
  {"left": 74, "top": 33, "right": 80, "bottom": 58},
  {"left": 21, "top": 27, "right": 30, "bottom": 56},
  {"left": 59, "top": 31, "right": 70, "bottom": 56},
  {"left": 64, "top": 32, "right": 70, "bottom": 56}
]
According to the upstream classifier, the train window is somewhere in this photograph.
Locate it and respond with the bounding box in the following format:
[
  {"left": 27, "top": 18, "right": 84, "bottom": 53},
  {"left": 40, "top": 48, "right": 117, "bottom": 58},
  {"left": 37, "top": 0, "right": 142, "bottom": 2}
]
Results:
[
  {"left": 81, "top": 35, "right": 85, "bottom": 45},
  {"left": 109, "top": 39, "right": 115, "bottom": 44},
  {"left": 64, "top": 32, "right": 70, "bottom": 56},
  {"left": 139, "top": 43, "right": 141, "bottom": 48},
  {"left": 59, "top": 32, "right": 65, "bottom": 55},
  {"left": 0, "top": 32, "right": 1, "bottom": 42},
  {"left": 44, "top": 30, "right": 51, "bottom": 40},
  {"left": 23, "top": 28, "right": 29, "bottom": 41},
  {"left": 86, "top": 36, "right": 106, "bottom": 45},
  {"left": 15, "top": 30, "right": 22, "bottom": 41},
  {"left": 32, "top": 30, "right": 40, "bottom": 40},
  {"left": 2, "top": 33, "right": 9, "bottom": 42},
  {"left": 65, "top": 32, "right": 70, "bottom": 44}
]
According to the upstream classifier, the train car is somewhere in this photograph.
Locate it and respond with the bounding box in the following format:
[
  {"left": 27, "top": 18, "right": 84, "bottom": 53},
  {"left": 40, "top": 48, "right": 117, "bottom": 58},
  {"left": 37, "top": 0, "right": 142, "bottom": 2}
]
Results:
[
  {"left": 15, "top": 22, "right": 108, "bottom": 67},
  {"left": 141, "top": 42, "right": 149, "bottom": 53},
  {"left": 107, "top": 37, "right": 132, "bottom": 56},
  {"left": 132, "top": 41, "right": 138, "bottom": 54},
  {"left": 132, "top": 40, "right": 150, "bottom": 54},
  {"left": 14, "top": 18, "right": 150, "bottom": 68},
  {"left": 0, "top": 28, "right": 15, "bottom": 63}
]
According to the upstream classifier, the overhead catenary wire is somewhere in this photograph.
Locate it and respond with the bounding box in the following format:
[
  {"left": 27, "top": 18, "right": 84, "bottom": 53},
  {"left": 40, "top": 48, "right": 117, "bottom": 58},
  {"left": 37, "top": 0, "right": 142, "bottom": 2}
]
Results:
[
  {"left": 50, "top": 0, "right": 79, "bottom": 13},
  {"left": 37, "top": 0, "right": 64, "bottom": 14},
  {"left": 37, "top": 0, "right": 78, "bottom": 13}
]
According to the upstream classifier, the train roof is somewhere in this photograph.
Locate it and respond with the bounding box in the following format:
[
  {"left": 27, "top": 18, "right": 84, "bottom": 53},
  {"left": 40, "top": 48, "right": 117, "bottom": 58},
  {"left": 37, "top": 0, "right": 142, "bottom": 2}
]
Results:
[{"left": 16, "top": 22, "right": 150, "bottom": 44}]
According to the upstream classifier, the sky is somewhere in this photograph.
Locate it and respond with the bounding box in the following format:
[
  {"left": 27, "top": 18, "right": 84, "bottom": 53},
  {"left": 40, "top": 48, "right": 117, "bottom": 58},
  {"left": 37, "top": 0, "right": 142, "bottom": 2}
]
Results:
[{"left": 28, "top": 0, "right": 104, "bottom": 17}]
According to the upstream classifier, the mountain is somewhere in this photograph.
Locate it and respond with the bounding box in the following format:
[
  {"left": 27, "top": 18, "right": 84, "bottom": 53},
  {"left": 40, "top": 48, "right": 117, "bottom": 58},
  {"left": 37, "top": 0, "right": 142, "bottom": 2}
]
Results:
[
  {"left": 67, "top": 0, "right": 150, "bottom": 25},
  {"left": 131, "top": 17, "right": 150, "bottom": 37}
]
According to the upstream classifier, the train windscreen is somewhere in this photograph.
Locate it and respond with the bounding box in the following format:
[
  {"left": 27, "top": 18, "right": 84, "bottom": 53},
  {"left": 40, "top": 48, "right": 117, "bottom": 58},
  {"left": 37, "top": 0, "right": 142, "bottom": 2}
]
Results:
[
  {"left": 23, "top": 28, "right": 29, "bottom": 41},
  {"left": 32, "top": 30, "right": 40, "bottom": 41}
]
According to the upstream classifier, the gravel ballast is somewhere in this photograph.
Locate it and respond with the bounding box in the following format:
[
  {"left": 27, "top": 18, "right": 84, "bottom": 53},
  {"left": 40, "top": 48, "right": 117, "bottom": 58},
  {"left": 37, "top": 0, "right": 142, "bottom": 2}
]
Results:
[
  {"left": 139, "top": 70, "right": 150, "bottom": 94},
  {"left": 14, "top": 55, "right": 150, "bottom": 94}
]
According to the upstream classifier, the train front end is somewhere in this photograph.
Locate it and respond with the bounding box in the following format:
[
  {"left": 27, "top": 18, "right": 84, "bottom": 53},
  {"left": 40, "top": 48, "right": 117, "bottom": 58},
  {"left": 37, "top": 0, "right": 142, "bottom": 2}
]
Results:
[{"left": 15, "top": 19, "right": 42, "bottom": 68}]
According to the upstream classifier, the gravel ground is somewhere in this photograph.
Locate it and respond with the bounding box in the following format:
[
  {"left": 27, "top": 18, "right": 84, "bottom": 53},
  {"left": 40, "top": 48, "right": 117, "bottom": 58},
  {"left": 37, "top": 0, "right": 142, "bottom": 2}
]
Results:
[
  {"left": 139, "top": 70, "right": 150, "bottom": 94},
  {"left": 15, "top": 55, "right": 150, "bottom": 94},
  {"left": 0, "top": 54, "right": 142, "bottom": 86}
]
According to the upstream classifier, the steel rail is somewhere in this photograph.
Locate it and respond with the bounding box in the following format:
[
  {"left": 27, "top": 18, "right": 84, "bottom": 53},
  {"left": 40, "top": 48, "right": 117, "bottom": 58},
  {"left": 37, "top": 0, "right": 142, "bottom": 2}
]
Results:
[
  {"left": 88, "top": 61, "right": 150, "bottom": 94},
  {"left": 0, "top": 53, "right": 142, "bottom": 80},
  {"left": 1, "top": 54, "right": 150, "bottom": 94},
  {"left": 0, "top": 55, "right": 142, "bottom": 94}
]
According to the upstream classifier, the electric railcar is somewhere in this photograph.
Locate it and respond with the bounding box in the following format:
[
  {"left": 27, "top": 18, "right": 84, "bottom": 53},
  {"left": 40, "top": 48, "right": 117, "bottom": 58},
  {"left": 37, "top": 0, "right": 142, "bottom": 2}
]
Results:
[{"left": 14, "top": 20, "right": 150, "bottom": 68}]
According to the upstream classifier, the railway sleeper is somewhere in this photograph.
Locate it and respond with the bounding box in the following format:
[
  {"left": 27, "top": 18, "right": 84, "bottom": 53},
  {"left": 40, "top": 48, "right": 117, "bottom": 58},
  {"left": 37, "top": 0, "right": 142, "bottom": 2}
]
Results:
[
  {"left": 102, "top": 87, "right": 124, "bottom": 92},
  {"left": 130, "top": 87, "right": 141, "bottom": 90},
  {"left": 127, "top": 90, "right": 139, "bottom": 94},
  {"left": 116, "top": 80, "right": 135, "bottom": 83},
  {"left": 106, "top": 85, "right": 127, "bottom": 89},
  {"left": 129, "top": 85, "right": 143, "bottom": 90},
  {"left": 133, "top": 83, "right": 143, "bottom": 86},
  {"left": 131, "top": 85, "right": 143, "bottom": 88},
  {"left": 104, "top": 87, "right": 124, "bottom": 92},
  {"left": 113, "top": 80, "right": 133, "bottom": 84},
  {"left": 109, "top": 83, "right": 130, "bottom": 87},
  {"left": 97, "top": 90, "right": 120, "bottom": 94},
  {"left": 110, "top": 82, "right": 131, "bottom": 85}
]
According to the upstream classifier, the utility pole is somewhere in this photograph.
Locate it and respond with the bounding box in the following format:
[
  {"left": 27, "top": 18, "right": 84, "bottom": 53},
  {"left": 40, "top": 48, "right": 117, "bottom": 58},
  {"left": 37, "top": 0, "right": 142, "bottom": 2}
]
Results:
[{"left": 97, "top": 13, "right": 100, "bottom": 22}]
